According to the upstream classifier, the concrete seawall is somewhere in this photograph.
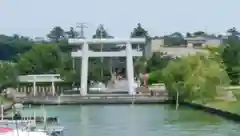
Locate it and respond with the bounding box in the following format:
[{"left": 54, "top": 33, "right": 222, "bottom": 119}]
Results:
[
  {"left": 183, "top": 102, "right": 240, "bottom": 122},
  {"left": 0, "top": 103, "right": 13, "bottom": 115},
  {"left": 14, "top": 95, "right": 168, "bottom": 105}
]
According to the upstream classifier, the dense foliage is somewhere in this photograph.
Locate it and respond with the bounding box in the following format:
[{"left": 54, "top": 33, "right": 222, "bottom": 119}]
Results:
[
  {"left": 0, "top": 61, "right": 18, "bottom": 90},
  {"left": 0, "top": 23, "right": 149, "bottom": 88},
  {"left": 162, "top": 53, "right": 230, "bottom": 102},
  {"left": 17, "top": 44, "right": 62, "bottom": 75},
  {"left": 222, "top": 36, "right": 240, "bottom": 85},
  {"left": 146, "top": 28, "right": 240, "bottom": 102},
  {"left": 1, "top": 23, "right": 240, "bottom": 103}
]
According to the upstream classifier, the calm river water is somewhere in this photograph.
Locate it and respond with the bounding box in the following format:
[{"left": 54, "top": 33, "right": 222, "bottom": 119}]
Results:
[{"left": 19, "top": 105, "right": 239, "bottom": 136}]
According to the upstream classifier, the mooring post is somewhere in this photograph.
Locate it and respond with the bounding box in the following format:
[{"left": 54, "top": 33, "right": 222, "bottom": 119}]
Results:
[
  {"left": 58, "top": 96, "right": 61, "bottom": 105},
  {"left": 176, "top": 90, "right": 179, "bottom": 110},
  {"left": 34, "top": 111, "right": 36, "bottom": 125}
]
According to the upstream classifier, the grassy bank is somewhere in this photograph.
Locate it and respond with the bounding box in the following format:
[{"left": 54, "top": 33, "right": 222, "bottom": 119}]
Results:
[
  {"left": 204, "top": 100, "right": 240, "bottom": 115},
  {"left": 193, "top": 86, "right": 240, "bottom": 115}
]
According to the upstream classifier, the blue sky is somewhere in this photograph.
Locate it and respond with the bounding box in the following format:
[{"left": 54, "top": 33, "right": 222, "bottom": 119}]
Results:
[{"left": 0, "top": 0, "right": 239, "bottom": 38}]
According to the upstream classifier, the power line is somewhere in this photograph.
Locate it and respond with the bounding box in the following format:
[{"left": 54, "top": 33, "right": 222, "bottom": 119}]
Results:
[{"left": 76, "top": 22, "right": 88, "bottom": 38}]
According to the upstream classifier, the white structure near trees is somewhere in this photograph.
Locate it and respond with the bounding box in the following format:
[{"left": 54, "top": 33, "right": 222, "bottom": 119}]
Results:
[
  {"left": 69, "top": 38, "right": 145, "bottom": 96},
  {"left": 18, "top": 74, "right": 63, "bottom": 96}
]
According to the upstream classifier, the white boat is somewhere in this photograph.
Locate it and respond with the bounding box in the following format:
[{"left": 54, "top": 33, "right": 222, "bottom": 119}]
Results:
[
  {"left": 0, "top": 103, "right": 64, "bottom": 136},
  {"left": 0, "top": 127, "right": 49, "bottom": 136},
  {"left": 0, "top": 119, "right": 63, "bottom": 136}
]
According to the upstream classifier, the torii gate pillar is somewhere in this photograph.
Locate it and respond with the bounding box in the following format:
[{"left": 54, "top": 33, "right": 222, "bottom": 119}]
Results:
[
  {"left": 69, "top": 38, "right": 145, "bottom": 96},
  {"left": 126, "top": 43, "right": 135, "bottom": 95},
  {"left": 80, "top": 42, "right": 89, "bottom": 96}
]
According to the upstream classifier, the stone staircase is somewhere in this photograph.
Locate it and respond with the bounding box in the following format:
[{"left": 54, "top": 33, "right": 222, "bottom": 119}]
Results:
[{"left": 107, "top": 79, "right": 129, "bottom": 92}]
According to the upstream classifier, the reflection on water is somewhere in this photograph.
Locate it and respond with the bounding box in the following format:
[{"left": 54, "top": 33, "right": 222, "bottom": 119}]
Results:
[
  {"left": 16, "top": 105, "right": 240, "bottom": 136},
  {"left": 164, "top": 106, "right": 225, "bottom": 124}
]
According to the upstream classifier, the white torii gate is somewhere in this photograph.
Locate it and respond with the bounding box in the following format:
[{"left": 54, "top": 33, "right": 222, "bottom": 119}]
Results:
[{"left": 69, "top": 38, "right": 146, "bottom": 96}]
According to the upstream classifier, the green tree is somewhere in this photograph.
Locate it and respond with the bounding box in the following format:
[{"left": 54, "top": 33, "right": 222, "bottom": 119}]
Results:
[
  {"left": 131, "top": 23, "right": 148, "bottom": 49},
  {"left": 148, "top": 70, "right": 163, "bottom": 84},
  {"left": 130, "top": 23, "right": 149, "bottom": 78},
  {"left": 134, "top": 56, "right": 147, "bottom": 76},
  {"left": 91, "top": 24, "right": 114, "bottom": 51},
  {"left": 204, "top": 45, "right": 225, "bottom": 64},
  {"left": 162, "top": 53, "right": 230, "bottom": 103},
  {"left": 17, "top": 44, "right": 62, "bottom": 75},
  {"left": 133, "top": 52, "right": 172, "bottom": 83},
  {"left": 47, "top": 26, "right": 65, "bottom": 43},
  {"left": 147, "top": 52, "right": 172, "bottom": 72},
  {"left": 65, "top": 27, "right": 79, "bottom": 38},
  {"left": 227, "top": 27, "right": 240, "bottom": 37},
  {"left": 0, "top": 61, "right": 18, "bottom": 91},
  {"left": 186, "top": 32, "right": 192, "bottom": 37},
  {"left": 222, "top": 36, "right": 240, "bottom": 84},
  {"left": 131, "top": 23, "right": 148, "bottom": 38},
  {"left": 0, "top": 34, "right": 33, "bottom": 60},
  {"left": 90, "top": 24, "right": 114, "bottom": 82},
  {"left": 56, "top": 53, "right": 77, "bottom": 82},
  {"left": 87, "top": 58, "right": 110, "bottom": 82},
  {"left": 92, "top": 24, "right": 113, "bottom": 39},
  {"left": 146, "top": 52, "right": 173, "bottom": 84}
]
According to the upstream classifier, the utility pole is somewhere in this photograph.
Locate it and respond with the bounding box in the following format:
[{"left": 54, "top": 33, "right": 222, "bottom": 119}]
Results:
[
  {"left": 74, "top": 23, "right": 88, "bottom": 87},
  {"left": 76, "top": 22, "right": 88, "bottom": 38}
]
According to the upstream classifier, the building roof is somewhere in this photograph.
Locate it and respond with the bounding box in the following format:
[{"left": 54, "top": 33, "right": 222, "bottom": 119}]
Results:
[
  {"left": 159, "top": 47, "right": 208, "bottom": 57},
  {"left": 18, "top": 74, "right": 63, "bottom": 82},
  {"left": 151, "top": 36, "right": 164, "bottom": 40},
  {"left": 185, "top": 36, "right": 222, "bottom": 41}
]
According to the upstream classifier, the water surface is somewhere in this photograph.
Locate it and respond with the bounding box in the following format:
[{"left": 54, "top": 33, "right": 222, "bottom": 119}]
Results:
[{"left": 20, "top": 105, "right": 239, "bottom": 136}]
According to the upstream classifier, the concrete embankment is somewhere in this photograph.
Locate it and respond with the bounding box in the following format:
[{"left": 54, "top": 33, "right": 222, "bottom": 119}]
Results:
[
  {"left": 0, "top": 103, "right": 13, "bottom": 115},
  {"left": 14, "top": 95, "right": 168, "bottom": 105},
  {"left": 183, "top": 102, "right": 240, "bottom": 122}
]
